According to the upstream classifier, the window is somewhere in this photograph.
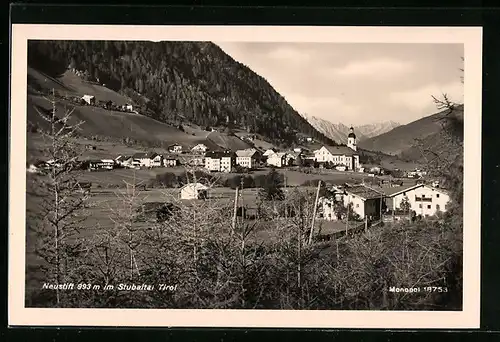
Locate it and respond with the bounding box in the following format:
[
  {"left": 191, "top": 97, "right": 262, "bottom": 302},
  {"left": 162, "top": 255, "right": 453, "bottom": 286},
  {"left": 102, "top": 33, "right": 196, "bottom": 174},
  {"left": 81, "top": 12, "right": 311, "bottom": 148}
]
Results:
[
  {"left": 436, "top": 194, "right": 440, "bottom": 198},
  {"left": 436, "top": 204, "right": 440, "bottom": 210},
  {"left": 403, "top": 192, "right": 406, "bottom": 196},
  {"left": 356, "top": 204, "right": 359, "bottom": 208},
  {"left": 422, "top": 194, "right": 426, "bottom": 198},
  {"left": 427, "top": 205, "right": 431, "bottom": 209},
  {"left": 419, "top": 204, "right": 422, "bottom": 208}
]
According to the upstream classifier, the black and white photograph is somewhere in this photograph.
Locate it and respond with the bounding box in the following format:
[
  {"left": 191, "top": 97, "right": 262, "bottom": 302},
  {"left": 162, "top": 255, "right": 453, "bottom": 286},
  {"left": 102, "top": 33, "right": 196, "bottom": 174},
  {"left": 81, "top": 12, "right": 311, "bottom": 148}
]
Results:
[{"left": 9, "top": 25, "right": 482, "bottom": 328}]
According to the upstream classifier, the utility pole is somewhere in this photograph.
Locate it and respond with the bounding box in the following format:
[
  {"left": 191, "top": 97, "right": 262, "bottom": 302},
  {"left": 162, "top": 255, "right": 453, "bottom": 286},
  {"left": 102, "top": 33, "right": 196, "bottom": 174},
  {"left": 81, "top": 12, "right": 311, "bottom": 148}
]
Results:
[
  {"left": 231, "top": 186, "right": 239, "bottom": 236},
  {"left": 345, "top": 201, "right": 349, "bottom": 236},
  {"left": 380, "top": 192, "right": 383, "bottom": 223},
  {"left": 284, "top": 164, "right": 287, "bottom": 219},
  {"left": 308, "top": 180, "right": 322, "bottom": 245},
  {"left": 240, "top": 177, "right": 244, "bottom": 222}
]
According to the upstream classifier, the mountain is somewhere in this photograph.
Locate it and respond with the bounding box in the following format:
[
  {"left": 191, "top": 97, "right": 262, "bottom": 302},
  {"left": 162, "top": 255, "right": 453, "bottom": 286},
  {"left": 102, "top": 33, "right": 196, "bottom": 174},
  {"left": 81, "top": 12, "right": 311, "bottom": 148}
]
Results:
[
  {"left": 399, "top": 105, "right": 464, "bottom": 163},
  {"left": 358, "top": 106, "right": 463, "bottom": 156},
  {"left": 304, "top": 114, "right": 399, "bottom": 143},
  {"left": 355, "top": 121, "right": 401, "bottom": 139},
  {"left": 27, "top": 40, "right": 336, "bottom": 147}
]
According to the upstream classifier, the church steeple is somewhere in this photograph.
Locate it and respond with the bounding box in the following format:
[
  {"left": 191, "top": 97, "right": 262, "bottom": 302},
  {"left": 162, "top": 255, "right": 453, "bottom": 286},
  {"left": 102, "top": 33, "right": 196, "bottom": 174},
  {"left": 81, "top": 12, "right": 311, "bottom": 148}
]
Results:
[{"left": 347, "top": 126, "right": 357, "bottom": 151}]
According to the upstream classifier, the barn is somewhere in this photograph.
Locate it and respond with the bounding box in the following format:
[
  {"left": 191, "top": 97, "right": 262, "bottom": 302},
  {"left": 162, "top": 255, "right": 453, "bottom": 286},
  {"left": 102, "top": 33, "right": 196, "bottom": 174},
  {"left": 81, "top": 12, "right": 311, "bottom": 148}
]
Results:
[{"left": 179, "top": 182, "right": 209, "bottom": 200}]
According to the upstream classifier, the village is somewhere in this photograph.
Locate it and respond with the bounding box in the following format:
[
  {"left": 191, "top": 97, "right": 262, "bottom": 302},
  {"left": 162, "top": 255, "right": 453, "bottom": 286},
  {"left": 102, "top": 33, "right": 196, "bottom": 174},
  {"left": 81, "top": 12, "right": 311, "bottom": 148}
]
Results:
[
  {"left": 28, "top": 126, "right": 449, "bottom": 239},
  {"left": 21, "top": 38, "right": 465, "bottom": 312}
]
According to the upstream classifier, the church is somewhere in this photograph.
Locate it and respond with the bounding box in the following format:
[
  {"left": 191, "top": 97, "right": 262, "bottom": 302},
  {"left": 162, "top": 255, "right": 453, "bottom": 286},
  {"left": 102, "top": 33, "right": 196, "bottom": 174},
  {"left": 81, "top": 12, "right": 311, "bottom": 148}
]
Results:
[{"left": 313, "top": 127, "right": 361, "bottom": 171}]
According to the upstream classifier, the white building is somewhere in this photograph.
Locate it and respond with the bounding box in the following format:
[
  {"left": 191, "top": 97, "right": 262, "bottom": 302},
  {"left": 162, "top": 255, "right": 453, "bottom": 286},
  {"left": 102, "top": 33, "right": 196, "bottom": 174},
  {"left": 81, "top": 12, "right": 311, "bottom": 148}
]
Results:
[
  {"left": 191, "top": 143, "right": 208, "bottom": 154},
  {"left": 115, "top": 155, "right": 130, "bottom": 166},
  {"left": 313, "top": 127, "right": 360, "bottom": 170},
  {"left": 180, "top": 182, "right": 209, "bottom": 200},
  {"left": 341, "top": 184, "right": 384, "bottom": 219},
  {"left": 205, "top": 151, "right": 234, "bottom": 172},
  {"left": 235, "top": 148, "right": 260, "bottom": 169},
  {"left": 81, "top": 94, "right": 95, "bottom": 105},
  {"left": 115, "top": 156, "right": 138, "bottom": 169},
  {"left": 384, "top": 184, "right": 450, "bottom": 217},
  {"left": 263, "top": 148, "right": 277, "bottom": 157},
  {"left": 314, "top": 145, "right": 360, "bottom": 171},
  {"left": 100, "top": 159, "right": 115, "bottom": 170},
  {"left": 132, "top": 152, "right": 161, "bottom": 168},
  {"left": 88, "top": 159, "right": 114, "bottom": 171},
  {"left": 266, "top": 152, "right": 288, "bottom": 168},
  {"left": 318, "top": 184, "right": 383, "bottom": 221},
  {"left": 163, "top": 156, "right": 178, "bottom": 167},
  {"left": 168, "top": 144, "right": 183, "bottom": 154},
  {"left": 205, "top": 155, "right": 221, "bottom": 172},
  {"left": 407, "top": 169, "right": 428, "bottom": 178},
  {"left": 150, "top": 154, "right": 163, "bottom": 167}
]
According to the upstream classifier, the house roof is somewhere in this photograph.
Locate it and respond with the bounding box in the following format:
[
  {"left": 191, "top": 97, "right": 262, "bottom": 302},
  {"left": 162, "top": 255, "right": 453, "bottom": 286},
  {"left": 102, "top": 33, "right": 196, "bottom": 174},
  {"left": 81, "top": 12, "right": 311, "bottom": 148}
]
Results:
[
  {"left": 263, "top": 148, "right": 277, "bottom": 156},
  {"left": 132, "top": 152, "right": 158, "bottom": 159},
  {"left": 180, "top": 182, "right": 209, "bottom": 191},
  {"left": 115, "top": 155, "right": 130, "bottom": 161},
  {"left": 345, "top": 184, "right": 384, "bottom": 200},
  {"left": 425, "top": 185, "right": 450, "bottom": 195},
  {"left": 269, "top": 152, "right": 287, "bottom": 159},
  {"left": 382, "top": 184, "right": 424, "bottom": 197},
  {"left": 206, "top": 151, "right": 235, "bottom": 159},
  {"left": 101, "top": 159, "right": 115, "bottom": 163},
  {"left": 236, "top": 148, "right": 258, "bottom": 157},
  {"left": 320, "top": 145, "right": 357, "bottom": 156}
]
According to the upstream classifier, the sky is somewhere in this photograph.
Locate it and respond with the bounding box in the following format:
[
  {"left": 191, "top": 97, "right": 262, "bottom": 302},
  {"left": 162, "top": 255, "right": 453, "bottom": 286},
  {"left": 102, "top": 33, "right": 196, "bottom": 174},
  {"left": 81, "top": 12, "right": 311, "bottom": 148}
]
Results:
[{"left": 215, "top": 42, "right": 464, "bottom": 126}]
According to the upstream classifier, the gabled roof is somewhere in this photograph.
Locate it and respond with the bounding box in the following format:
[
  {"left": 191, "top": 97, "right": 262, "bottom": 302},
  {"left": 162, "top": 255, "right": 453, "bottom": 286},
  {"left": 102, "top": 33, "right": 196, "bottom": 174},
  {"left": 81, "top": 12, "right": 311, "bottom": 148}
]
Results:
[
  {"left": 269, "top": 152, "right": 287, "bottom": 159},
  {"left": 206, "top": 151, "right": 236, "bottom": 159},
  {"left": 345, "top": 184, "right": 384, "bottom": 200},
  {"left": 319, "top": 145, "right": 357, "bottom": 156},
  {"left": 180, "top": 182, "right": 209, "bottom": 191},
  {"left": 132, "top": 152, "right": 158, "bottom": 159},
  {"left": 263, "top": 148, "right": 277, "bottom": 156},
  {"left": 236, "top": 148, "right": 258, "bottom": 157},
  {"left": 115, "top": 155, "right": 131, "bottom": 161},
  {"left": 382, "top": 184, "right": 424, "bottom": 197}
]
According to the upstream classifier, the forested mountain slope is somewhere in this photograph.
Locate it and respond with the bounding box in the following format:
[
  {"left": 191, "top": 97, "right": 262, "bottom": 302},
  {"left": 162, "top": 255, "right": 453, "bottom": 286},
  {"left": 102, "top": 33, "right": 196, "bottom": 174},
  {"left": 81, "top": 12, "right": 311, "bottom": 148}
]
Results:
[{"left": 28, "top": 40, "right": 336, "bottom": 146}]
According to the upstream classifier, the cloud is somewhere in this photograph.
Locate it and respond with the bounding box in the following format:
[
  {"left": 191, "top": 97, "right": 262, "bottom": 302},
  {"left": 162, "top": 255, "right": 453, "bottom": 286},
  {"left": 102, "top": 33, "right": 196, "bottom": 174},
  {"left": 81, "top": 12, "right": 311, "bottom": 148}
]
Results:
[
  {"left": 265, "top": 46, "right": 313, "bottom": 65},
  {"left": 330, "top": 58, "right": 414, "bottom": 77},
  {"left": 286, "top": 94, "right": 362, "bottom": 123},
  {"left": 216, "top": 42, "right": 463, "bottom": 125},
  {"left": 389, "top": 81, "right": 464, "bottom": 114}
]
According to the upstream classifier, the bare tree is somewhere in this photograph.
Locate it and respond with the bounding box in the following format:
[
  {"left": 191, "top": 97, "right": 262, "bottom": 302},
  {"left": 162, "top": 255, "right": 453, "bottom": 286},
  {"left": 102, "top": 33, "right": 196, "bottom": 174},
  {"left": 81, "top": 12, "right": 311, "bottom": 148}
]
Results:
[{"left": 28, "top": 89, "right": 90, "bottom": 306}]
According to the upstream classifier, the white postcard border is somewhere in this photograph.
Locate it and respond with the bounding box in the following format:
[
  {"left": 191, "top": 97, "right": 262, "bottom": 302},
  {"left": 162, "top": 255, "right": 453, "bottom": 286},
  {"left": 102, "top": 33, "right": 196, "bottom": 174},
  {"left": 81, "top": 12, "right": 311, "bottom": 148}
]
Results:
[{"left": 9, "top": 24, "right": 482, "bottom": 328}]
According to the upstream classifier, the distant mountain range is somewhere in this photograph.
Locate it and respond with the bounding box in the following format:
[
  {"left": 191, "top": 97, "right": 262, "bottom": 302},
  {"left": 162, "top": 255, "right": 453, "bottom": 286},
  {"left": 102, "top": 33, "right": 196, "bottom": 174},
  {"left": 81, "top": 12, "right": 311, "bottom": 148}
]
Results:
[
  {"left": 358, "top": 105, "right": 464, "bottom": 157},
  {"left": 304, "top": 114, "right": 400, "bottom": 143}
]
